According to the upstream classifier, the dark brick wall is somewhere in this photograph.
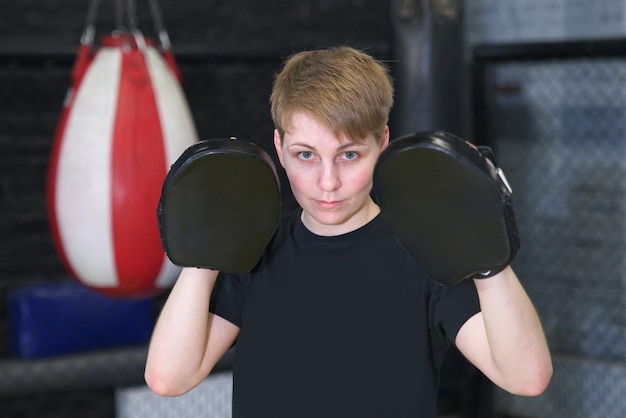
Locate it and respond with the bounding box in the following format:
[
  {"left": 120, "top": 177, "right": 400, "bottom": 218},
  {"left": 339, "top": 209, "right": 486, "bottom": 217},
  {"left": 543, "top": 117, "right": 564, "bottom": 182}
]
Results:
[{"left": 0, "top": 0, "right": 391, "bottom": 51}]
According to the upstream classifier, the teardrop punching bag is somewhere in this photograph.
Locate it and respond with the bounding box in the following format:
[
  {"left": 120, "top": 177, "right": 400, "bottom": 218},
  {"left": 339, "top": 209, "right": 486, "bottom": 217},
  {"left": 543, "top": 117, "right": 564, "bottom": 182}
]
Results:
[
  {"left": 46, "top": 1, "right": 198, "bottom": 298},
  {"left": 389, "top": 0, "right": 470, "bottom": 139}
]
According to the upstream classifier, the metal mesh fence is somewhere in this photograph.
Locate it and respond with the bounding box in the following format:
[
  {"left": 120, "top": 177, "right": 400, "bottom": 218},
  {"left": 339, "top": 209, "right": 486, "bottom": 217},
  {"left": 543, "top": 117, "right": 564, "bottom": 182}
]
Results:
[
  {"left": 484, "top": 56, "right": 626, "bottom": 417},
  {"left": 116, "top": 371, "right": 233, "bottom": 418},
  {"left": 489, "top": 58, "right": 626, "bottom": 360}
]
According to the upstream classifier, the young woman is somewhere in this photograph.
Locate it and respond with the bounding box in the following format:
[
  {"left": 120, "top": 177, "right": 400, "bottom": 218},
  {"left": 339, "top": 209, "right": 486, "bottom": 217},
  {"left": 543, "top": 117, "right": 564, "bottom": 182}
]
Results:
[{"left": 145, "top": 46, "right": 552, "bottom": 417}]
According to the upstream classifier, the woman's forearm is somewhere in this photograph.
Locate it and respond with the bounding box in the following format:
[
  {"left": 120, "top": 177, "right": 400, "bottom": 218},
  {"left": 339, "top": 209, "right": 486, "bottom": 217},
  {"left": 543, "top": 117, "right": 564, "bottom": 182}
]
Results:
[
  {"left": 145, "top": 267, "right": 220, "bottom": 395},
  {"left": 473, "top": 267, "right": 553, "bottom": 395}
]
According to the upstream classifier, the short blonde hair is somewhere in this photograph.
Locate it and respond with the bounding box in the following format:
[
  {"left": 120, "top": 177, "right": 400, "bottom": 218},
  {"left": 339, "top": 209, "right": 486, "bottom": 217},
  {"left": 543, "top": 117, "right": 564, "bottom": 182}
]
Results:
[{"left": 270, "top": 46, "right": 394, "bottom": 145}]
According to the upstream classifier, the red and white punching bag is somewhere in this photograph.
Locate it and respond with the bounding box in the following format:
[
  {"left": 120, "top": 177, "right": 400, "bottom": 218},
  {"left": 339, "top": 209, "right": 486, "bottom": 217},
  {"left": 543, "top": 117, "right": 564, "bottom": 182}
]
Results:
[{"left": 47, "top": 25, "right": 198, "bottom": 297}]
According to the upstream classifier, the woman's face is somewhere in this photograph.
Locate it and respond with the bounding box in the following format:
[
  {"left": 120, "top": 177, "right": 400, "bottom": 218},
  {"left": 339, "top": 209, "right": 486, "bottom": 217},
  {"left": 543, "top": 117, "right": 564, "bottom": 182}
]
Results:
[{"left": 274, "top": 112, "right": 389, "bottom": 236}]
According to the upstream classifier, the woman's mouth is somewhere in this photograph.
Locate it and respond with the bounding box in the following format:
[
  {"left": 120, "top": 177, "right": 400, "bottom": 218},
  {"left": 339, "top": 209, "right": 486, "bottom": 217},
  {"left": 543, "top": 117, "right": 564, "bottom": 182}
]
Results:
[{"left": 315, "top": 200, "right": 341, "bottom": 209}]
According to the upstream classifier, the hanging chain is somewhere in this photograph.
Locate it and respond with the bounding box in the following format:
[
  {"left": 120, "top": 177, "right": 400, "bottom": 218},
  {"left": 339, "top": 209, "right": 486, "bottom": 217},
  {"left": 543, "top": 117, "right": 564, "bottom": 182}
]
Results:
[
  {"left": 147, "top": 0, "right": 171, "bottom": 51},
  {"left": 114, "top": 0, "right": 125, "bottom": 32},
  {"left": 80, "top": 0, "right": 100, "bottom": 46},
  {"left": 110, "top": 0, "right": 139, "bottom": 34},
  {"left": 125, "top": 0, "right": 139, "bottom": 32},
  {"left": 82, "top": 0, "right": 172, "bottom": 50}
]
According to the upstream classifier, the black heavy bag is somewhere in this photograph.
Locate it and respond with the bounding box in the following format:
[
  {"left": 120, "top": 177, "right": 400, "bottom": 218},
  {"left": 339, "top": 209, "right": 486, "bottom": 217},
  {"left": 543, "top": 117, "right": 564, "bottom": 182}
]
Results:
[
  {"left": 373, "top": 131, "right": 519, "bottom": 286},
  {"left": 389, "top": 0, "right": 469, "bottom": 139},
  {"left": 157, "top": 138, "right": 281, "bottom": 273}
]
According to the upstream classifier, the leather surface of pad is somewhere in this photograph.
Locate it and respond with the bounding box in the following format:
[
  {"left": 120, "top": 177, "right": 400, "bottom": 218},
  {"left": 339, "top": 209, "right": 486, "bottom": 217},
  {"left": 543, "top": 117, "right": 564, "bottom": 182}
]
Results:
[
  {"left": 373, "top": 131, "right": 519, "bottom": 285},
  {"left": 157, "top": 139, "right": 281, "bottom": 273}
]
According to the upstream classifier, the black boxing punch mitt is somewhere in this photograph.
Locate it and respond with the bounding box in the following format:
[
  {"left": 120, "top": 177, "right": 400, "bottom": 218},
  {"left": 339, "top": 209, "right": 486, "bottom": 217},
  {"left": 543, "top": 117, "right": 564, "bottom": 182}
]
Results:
[
  {"left": 157, "top": 138, "right": 281, "bottom": 273},
  {"left": 373, "top": 131, "right": 519, "bottom": 286}
]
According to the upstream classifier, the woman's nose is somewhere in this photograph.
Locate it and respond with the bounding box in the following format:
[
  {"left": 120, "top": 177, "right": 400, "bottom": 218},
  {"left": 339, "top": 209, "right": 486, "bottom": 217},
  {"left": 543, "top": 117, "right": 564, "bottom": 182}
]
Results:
[{"left": 318, "top": 162, "right": 341, "bottom": 192}]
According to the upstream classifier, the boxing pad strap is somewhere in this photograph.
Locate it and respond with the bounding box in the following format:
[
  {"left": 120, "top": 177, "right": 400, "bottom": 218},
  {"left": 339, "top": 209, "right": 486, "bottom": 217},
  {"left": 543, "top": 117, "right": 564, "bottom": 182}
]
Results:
[{"left": 478, "top": 145, "right": 513, "bottom": 198}]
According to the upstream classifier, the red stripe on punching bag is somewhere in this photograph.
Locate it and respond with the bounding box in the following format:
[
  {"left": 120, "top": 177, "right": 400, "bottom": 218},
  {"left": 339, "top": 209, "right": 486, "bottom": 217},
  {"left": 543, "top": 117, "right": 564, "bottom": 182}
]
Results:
[{"left": 110, "top": 43, "right": 167, "bottom": 295}]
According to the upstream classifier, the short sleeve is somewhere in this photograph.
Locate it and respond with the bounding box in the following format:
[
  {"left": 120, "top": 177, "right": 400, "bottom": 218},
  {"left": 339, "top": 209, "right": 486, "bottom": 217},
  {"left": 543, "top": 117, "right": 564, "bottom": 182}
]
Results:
[
  {"left": 429, "top": 279, "right": 481, "bottom": 343},
  {"left": 209, "top": 272, "right": 246, "bottom": 327}
]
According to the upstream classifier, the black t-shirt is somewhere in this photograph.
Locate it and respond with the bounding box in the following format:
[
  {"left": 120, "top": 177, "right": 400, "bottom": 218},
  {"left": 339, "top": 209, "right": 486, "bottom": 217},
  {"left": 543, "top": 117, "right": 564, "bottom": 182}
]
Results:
[{"left": 210, "top": 209, "right": 480, "bottom": 418}]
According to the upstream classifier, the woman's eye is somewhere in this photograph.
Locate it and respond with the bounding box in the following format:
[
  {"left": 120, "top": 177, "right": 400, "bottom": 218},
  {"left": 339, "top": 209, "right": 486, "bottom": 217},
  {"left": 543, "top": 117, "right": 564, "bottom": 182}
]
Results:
[
  {"left": 298, "top": 151, "right": 313, "bottom": 160},
  {"left": 343, "top": 151, "right": 358, "bottom": 160}
]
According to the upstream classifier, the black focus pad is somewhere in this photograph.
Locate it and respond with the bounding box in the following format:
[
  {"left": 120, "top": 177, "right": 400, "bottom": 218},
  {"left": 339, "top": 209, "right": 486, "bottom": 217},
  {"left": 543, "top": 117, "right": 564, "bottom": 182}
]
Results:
[
  {"left": 373, "top": 131, "right": 519, "bottom": 286},
  {"left": 157, "top": 138, "right": 281, "bottom": 273}
]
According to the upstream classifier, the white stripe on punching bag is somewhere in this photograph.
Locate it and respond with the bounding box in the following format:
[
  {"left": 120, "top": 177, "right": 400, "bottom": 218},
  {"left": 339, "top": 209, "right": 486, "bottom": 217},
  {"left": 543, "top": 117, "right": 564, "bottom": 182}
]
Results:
[
  {"left": 145, "top": 48, "right": 195, "bottom": 288},
  {"left": 145, "top": 48, "right": 197, "bottom": 167},
  {"left": 55, "top": 49, "right": 122, "bottom": 287},
  {"left": 145, "top": 47, "right": 198, "bottom": 288}
]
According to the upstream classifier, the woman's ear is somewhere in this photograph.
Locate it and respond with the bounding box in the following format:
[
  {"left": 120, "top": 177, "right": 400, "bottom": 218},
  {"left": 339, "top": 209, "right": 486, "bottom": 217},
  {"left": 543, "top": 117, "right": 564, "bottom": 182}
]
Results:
[
  {"left": 380, "top": 126, "right": 390, "bottom": 152},
  {"left": 273, "top": 129, "right": 284, "bottom": 167}
]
